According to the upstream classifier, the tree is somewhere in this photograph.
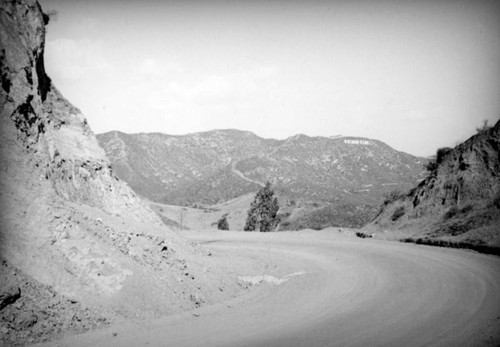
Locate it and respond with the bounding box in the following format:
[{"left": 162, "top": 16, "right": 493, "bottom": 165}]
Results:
[
  {"left": 244, "top": 182, "right": 280, "bottom": 232},
  {"left": 217, "top": 215, "right": 229, "bottom": 230}
]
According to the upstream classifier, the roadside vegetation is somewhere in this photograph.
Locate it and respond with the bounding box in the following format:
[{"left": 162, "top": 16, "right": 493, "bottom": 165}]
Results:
[
  {"left": 400, "top": 238, "right": 500, "bottom": 256},
  {"left": 355, "top": 231, "right": 372, "bottom": 239}
]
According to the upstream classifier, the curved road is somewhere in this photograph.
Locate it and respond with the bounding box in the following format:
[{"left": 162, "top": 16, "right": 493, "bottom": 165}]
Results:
[{"left": 53, "top": 231, "right": 500, "bottom": 346}]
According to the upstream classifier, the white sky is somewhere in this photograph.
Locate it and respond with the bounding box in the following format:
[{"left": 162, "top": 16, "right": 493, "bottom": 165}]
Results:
[{"left": 41, "top": 0, "right": 500, "bottom": 157}]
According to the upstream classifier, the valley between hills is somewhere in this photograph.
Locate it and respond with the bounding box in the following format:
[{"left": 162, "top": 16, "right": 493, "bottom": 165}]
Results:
[{"left": 1, "top": 1, "right": 499, "bottom": 346}]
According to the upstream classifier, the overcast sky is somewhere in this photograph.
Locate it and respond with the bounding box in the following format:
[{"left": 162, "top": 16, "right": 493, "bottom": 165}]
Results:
[{"left": 41, "top": 0, "right": 500, "bottom": 157}]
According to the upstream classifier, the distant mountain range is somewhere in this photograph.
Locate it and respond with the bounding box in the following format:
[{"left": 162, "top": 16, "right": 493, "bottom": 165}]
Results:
[{"left": 97, "top": 130, "right": 427, "bottom": 229}]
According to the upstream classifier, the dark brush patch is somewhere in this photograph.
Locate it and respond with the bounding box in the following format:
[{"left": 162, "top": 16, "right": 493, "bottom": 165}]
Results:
[
  {"left": 34, "top": 50, "right": 51, "bottom": 102},
  {"left": 0, "top": 49, "right": 11, "bottom": 94}
]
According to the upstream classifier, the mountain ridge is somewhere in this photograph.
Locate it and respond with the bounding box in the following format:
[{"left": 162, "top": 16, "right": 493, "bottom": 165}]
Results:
[
  {"left": 97, "top": 129, "right": 427, "bottom": 229},
  {"left": 102, "top": 128, "right": 396, "bottom": 145}
]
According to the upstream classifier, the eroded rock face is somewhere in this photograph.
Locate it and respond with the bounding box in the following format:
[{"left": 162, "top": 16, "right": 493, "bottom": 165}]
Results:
[
  {"left": 1, "top": 0, "right": 161, "bottom": 223},
  {"left": 370, "top": 120, "right": 500, "bottom": 246},
  {"left": 1, "top": 0, "right": 164, "bottom": 305},
  {"left": 1, "top": 3, "right": 235, "bottom": 343},
  {"left": 1, "top": 0, "right": 48, "bottom": 140}
]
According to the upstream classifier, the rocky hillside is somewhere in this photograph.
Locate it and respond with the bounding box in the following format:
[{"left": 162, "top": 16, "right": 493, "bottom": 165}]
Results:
[
  {"left": 368, "top": 120, "right": 500, "bottom": 250},
  {"left": 0, "top": 1, "right": 241, "bottom": 344},
  {"left": 97, "top": 130, "right": 426, "bottom": 229}
]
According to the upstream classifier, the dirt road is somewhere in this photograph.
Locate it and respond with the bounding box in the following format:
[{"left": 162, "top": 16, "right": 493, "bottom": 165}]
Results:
[{"left": 44, "top": 230, "right": 500, "bottom": 346}]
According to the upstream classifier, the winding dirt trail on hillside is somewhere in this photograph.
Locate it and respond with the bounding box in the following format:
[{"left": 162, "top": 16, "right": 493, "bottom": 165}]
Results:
[
  {"left": 230, "top": 160, "right": 265, "bottom": 187},
  {"left": 45, "top": 231, "right": 500, "bottom": 347}
]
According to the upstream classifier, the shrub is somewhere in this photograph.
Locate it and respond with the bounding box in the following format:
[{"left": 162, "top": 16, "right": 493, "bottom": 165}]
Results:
[
  {"left": 476, "top": 119, "right": 491, "bottom": 133},
  {"left": 459, "top": 161, "right": 469, "bottom": 171},
  {"left": 424, "top": 160, "right": 438, "bottom": 172},
  {"left": 217, "top": 215, "right": 229, "bottom": 230},
  {"left": 460, "top": 204, "right": 474, "bottom": 214},
  {"left": 436, "top": 147, "right": 452, "bottom": 164},
  {"left": 383, "top": 190, "right": 405, "bottom": 205},
  {"left": 406, "top": 187, "right": 417, "bottom": 197},
  {"left": 42, "top": 9, "right": 58, "bottom": 25},
  {"left": 355, "top": 232, "right": 372, "bottom": 239},
  {"left": 391, "top": 206, "right": 405, "bottom": 221},
  {"left": 443, "top": 206, "right": 458, "bottom": 220}
]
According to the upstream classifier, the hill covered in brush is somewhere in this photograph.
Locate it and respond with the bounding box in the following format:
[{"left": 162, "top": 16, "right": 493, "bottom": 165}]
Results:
[
  {"left": 368, "top": 120, "right": 500, "bottom": 251},
  {"left": 97, "top": 130, "right": 426, "bottom": 229}
]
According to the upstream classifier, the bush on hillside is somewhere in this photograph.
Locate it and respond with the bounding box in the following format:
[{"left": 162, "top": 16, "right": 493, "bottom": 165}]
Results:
[
  {"left": 436, "top": 147, "right": 452, "bottom": 164},
  {"left": 459, "top": 161, "right": 469, "bottom": 171},
  {"left": 42, "top": 10, "right": 57, "bottom": 25},
  {"left": 424, "top": 160, "right": 438, "bottom": 172},
  {"left": 217, "top": 215, "right": 229, "bottom": 230},
  {"left": 476, "top": 119, "right": 491, "bottom": 133},
  {"left": 460, "top": 204, "right": 474, "bottom": 214},
  {"left": 391, "top": 206, "right": 405, "bottom": 221},
  {"left": 443, "top": 206, "right": 459, "bottom": 220},
  {"left": 423, "top": 146, "right": 452, "bottom": 173},
  {"left": 383, "top": 190, "right": 405, "bottom": 205}
]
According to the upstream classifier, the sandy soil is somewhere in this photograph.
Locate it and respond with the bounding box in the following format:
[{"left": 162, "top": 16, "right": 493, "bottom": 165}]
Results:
[{"left": 37, "top": 230, "right": 500, "bottom": 346}]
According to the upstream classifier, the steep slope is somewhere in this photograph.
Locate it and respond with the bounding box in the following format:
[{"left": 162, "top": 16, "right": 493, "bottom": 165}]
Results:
[
  {"left": 0, "top": 1, "right": 240, "bottom": 344},
  {"left": 98, "top": 131, "right": 426, "bottom": 229},
  {"left": 368, "top": 120, "right": 500, "bottom": 249}
]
